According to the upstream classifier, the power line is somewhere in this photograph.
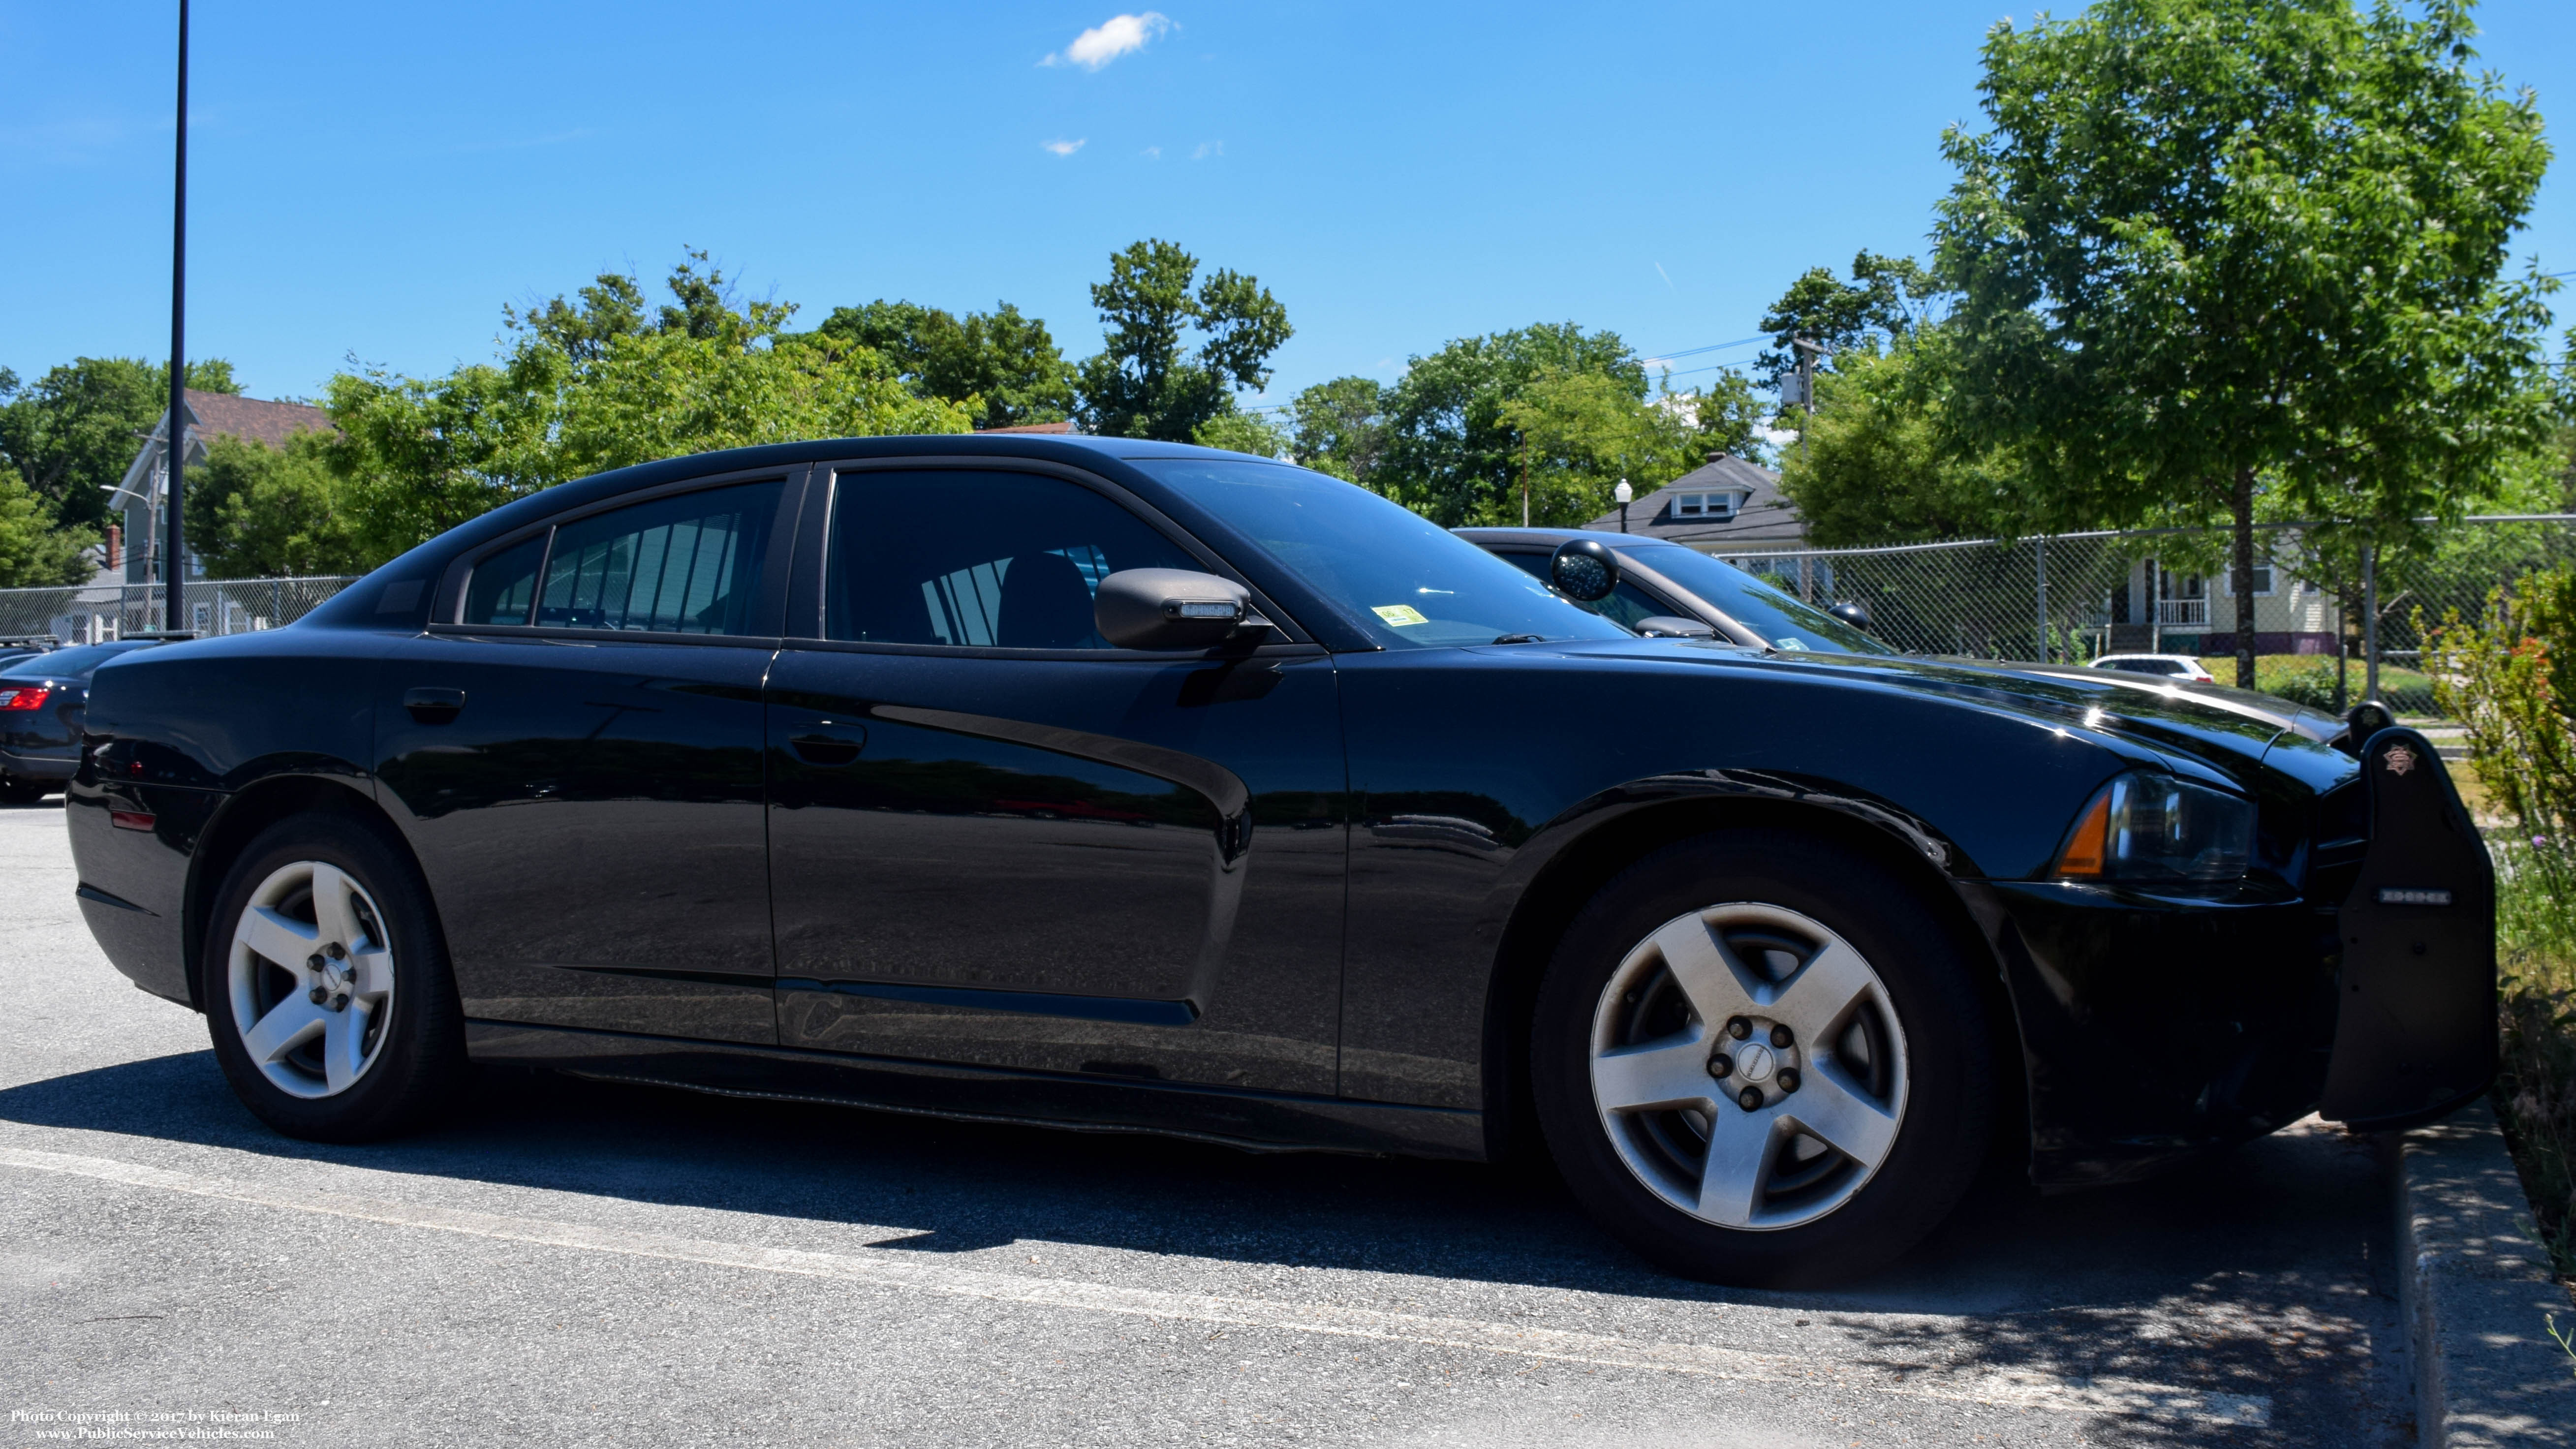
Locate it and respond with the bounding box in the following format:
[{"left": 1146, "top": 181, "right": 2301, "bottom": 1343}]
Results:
[{"left": 1638, "top": 334, "right": 1768, "bottom": 366}]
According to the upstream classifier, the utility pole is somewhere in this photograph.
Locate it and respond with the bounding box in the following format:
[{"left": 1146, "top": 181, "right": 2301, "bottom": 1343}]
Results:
[
  {"left": 1789, "top": 337, "right": 1825, "bottom": 465},
  {"left": 1520, "top": 435, "right": 1530, "bottom": 527},
  {"left": 164, "top": 0, "right": 189, "bottom": 634}
]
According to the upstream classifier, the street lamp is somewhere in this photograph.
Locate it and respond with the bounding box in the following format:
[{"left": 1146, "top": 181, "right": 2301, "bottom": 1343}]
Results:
[{"left": 1614, "top": 479, "right": 1632, "bottom": 534}]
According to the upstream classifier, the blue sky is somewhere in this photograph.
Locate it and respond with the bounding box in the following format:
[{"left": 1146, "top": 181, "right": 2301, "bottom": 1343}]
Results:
[{"left": 3, "top": 1, "right": 2570, "bottom": 410}]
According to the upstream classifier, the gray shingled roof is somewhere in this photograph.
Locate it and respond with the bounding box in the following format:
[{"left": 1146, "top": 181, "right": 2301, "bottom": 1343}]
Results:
[{"left": 1582, "top": 455, "right": 1804, "bottom": 546}]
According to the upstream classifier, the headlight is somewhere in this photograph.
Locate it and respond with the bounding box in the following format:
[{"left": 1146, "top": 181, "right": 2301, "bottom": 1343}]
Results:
[{"left": 2053, "top": 771, "right": 2253, "bottom": 882}]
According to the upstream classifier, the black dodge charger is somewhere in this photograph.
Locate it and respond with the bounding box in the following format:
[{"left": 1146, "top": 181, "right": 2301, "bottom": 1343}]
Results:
[{"left": 64, "top": 435, "right": 2493, "bottom": 1286}]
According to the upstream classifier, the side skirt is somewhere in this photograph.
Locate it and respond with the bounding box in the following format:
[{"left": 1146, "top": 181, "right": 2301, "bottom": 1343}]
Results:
[{"left": 464, "top": 1021, "right": 1488, "bottom": 1161}]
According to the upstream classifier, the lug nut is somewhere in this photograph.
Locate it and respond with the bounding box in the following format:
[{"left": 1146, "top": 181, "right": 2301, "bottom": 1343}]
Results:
[
  {"left": 1707, "top": 1054, "right": 1734, "bottom": 1079},
  {"left": 1777, "top": 1068, "right": 1800, "bottom": 1094},
  {"left": 326, "top": 942, "right": 348, "bottom": 960},
  {"left": 1737, "top": 1086, "right": 1764, "bottom": 1112},
  {"left": 307, "top": 953, "right": 325, "bottom": 972},
  {"left": 1726, "top": 1017, "right": 1752, "bottom": 1040},
  {"left": 330, "top": 992, "right": 350, "bottom": 1012},
  {"left": 1769, "top": 1023, "right": 1793, "bottom": 1048},
  {"left": 308, "top": 985, "right": 327, "bottom": 1005}
]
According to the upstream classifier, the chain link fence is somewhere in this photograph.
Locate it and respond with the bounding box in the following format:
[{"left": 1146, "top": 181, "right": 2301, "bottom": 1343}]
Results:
[
  {"left": 0, "top": 576, "right": 360, "bottom": 647},
  {"left": 1702, "top": 516, "right": 2576, "bottom": 722}
]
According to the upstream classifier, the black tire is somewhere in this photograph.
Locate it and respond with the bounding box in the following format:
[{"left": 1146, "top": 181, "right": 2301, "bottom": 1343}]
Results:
[
  {"left": 1530, "top": 830, "right": 1996, "bottom": 1288},
  {"left": 0, "top": 775, "right": 50, "bottom": 804},
  {"left": 202, "top": 811, "right": 466, "bottom": 1142}
]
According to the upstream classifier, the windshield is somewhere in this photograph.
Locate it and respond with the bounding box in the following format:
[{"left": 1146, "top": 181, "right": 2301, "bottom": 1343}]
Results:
[
  {"left": 0, "top": 640, "right": 164, "bottom": 679},
  {"left": 1616, "top": 544, "right": 1893, "bottom": 655},
  {"left": 1133, "top": 459, "right": 1632, "bottom": 649}
]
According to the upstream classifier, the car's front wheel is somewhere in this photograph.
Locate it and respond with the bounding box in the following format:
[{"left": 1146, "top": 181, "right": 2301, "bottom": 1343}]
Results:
[
  {"left": 1531, "top": 831, "right": 1996, "bottom": 1287},
  {"left": 203, "top": 812, "right": 464, "bottom": 1141}
]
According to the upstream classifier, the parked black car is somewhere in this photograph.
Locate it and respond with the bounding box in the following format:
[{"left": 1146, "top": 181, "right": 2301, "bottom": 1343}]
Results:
[
  {"left": 2, "top": 638, "right": 185, "bottom": 803},
  {"left": 1459, "top": 526, "right": 1887, "bottom": 652},
  {"left": 67, "top": 437, "right": 2493, "bottom": 1286}
]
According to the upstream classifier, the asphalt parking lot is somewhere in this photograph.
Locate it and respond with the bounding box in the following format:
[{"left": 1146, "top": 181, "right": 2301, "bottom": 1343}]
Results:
[{"left": 0, "top": 801, "right": 2413, "bottom": 1447}]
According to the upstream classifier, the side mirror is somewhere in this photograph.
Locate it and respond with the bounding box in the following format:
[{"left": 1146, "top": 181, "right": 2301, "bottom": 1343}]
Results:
[
  {"left": 1633, "top": 615, "right": 1717, "bottom": 639},
  {"left": 1095, "top": 568, "right": 1266, "bottom": 650},
  {"left": 1828, "top": 600, "right": 1872, "bottom": 631},
  {"left": 1550, "top": 539, "right": 1621, "bottom": 603}
]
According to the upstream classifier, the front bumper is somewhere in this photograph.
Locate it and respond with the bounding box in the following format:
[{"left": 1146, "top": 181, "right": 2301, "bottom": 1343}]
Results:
[
  {"left": 1977, "top": 726, "right": 2496, "bottom": 1189},
  {"left": 1968, "top": 879, "right": 2337, "bottom": 1189}
]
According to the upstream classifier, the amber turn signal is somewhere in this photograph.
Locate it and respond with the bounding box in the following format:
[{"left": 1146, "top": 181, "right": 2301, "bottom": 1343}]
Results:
[{"left": 2055, "top": 789, "right": 2112, "bottom": 876}]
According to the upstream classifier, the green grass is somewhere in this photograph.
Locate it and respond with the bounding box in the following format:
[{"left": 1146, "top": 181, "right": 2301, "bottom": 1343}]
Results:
[
  {"left": 2494, "top": 856, "right": 2576, "bottom": 1282},
  {"left": 2192, "top": 654, "right": 2442, "bottom": 715}
]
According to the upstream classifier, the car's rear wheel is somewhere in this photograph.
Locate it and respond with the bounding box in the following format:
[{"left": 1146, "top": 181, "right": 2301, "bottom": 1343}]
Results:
[
  {"left": 1531, "top": 831, "right": 1995, "bottom": 1287},
  {"left": 1, "top": 775, "right": 51, "bottom": 804},
  {"left": 203, "top": 812, "right": 464, "bottom": 1141}
]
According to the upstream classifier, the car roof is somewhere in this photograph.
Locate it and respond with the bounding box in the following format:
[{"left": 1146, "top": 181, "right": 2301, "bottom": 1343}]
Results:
[
  {"left": 1455, "top": 526, "right": 1664, "bottom": 550},
  {"left": 2093, "top": 654, "right": 2202, "bottom": 665}
]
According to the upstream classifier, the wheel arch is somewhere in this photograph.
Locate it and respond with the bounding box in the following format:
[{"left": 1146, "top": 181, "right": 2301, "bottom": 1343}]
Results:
[
  {"left": 1480, "top": 786, "right": 2030, "bottom": 1173},
  {"left": 184, "top": 772, "right": 431, "bottom": 1013}
]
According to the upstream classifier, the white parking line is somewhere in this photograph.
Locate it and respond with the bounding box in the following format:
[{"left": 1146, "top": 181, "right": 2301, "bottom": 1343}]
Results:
[{"left": 0, "top": 1142, "right": 2267, "bottom": 1429}]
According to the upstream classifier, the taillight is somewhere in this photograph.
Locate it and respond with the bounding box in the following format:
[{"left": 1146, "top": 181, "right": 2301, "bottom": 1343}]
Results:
[{"left": 0, "top": 685, "right": 51, "bottom": 711}]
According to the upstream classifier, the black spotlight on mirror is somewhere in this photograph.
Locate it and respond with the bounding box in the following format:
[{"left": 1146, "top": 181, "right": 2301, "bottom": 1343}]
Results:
[
  {"left": 1828, "top": 599, "right": 1873, "bottom": 631},
  {"left": 1550, "top": 539, "right": 1621, "bottom": 603}
]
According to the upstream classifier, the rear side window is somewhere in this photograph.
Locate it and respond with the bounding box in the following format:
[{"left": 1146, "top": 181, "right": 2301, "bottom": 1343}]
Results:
[
  {"left": 464, "top": 536, "right": 545, "bottom": 626},
  {"left": 823, "top": 471, "right": 1199, "bottom": 648},
  {"left": 462, "top": 481, "right": 783, "bottom": 634}
]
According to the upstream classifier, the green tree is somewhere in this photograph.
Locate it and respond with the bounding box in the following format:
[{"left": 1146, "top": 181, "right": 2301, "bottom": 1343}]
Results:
[
  {"left": 322, "top": 253, "right": 972, "bottom": 568},
  {"left": 0, "top": 462, "right": 92, "bottom": 587},
  {"left": 1373, "top": 323, "right": 1646, "bottom": 525},
  {"left": 810, "top": 300, "right": 1076, "bottom": 430},
  {"left": 1287, "top": 376, "right": 1391, "bottom": 484},
  {"left": 1682, "top": 369, "right": 1771, "bottom": 469},
  {"left": 186, "top": 432, "right": 368, "bottom": 579},
  {"left": 1191, "top": 410, "right": 1290, "bottom": 458},
  {"left": 1755, "top": 252, "right": 1938, "bottom": 388},
  {"left": 1934, "top": 0, "right": 2557, "bottom": 687},
  {"left": 1496, "top": 370, "right": 1695, "bottom": 527},
  {"left": 1777, "top": 330, "right": 2035, "bottom": 545},
  {"left": 1075, "top": 239, "right": 1292, "bottom": 441},
  {"left": 0, "top": 357, "right": 238, "bottom": 535}
]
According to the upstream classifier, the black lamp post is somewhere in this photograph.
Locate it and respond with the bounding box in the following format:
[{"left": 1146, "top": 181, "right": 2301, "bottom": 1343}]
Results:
[{"left": 164, "top": 0, "right": 189, "bottom": 633}]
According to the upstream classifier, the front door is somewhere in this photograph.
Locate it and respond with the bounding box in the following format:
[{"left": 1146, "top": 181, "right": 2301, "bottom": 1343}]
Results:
[
  {"left": 766, "top": 464, "right": 1346, "bottom": 1095},
  {"left": 378, "top": 473, "right": 796, "bottom": 1044}
]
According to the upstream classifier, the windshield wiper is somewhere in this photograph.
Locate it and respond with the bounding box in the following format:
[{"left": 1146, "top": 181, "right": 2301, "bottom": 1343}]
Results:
[{"left": 1491, "top": 633, "right": 1545, "bottom": 645}]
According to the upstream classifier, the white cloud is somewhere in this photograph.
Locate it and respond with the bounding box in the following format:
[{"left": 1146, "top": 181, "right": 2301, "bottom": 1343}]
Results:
[
  {"left": 1190, "top": 140, "right": 1223, "bottom": 160},
  {"left": 1042, "top": 137, "right": 1087, "bottom": 156},
  {"left": 1142, "top": 145, "right": 1162, "bottom": 158},
  {"left": 1043, "top": 12, "right": 1174, "bottom": 70}
]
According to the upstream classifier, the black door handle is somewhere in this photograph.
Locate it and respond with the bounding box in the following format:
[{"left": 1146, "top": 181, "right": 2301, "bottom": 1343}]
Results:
[
  {"left": 404, "top": 687, "right": 466, "bottom": 725},
  {"left": 788, "top": 728, "right": 866, "bottom": 766}
]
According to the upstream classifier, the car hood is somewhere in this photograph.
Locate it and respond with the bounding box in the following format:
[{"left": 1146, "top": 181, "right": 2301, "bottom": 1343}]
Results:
[{"left": 1517, "top": 639, "right": 2344, "bottom": 782}]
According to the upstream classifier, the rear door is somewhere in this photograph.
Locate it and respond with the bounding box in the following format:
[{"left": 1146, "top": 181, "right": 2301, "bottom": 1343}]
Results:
[
  {"left": 764, "top": 460, "right": 1348, "bottom": 1094},
  {"left": 378, "top": 469, "right": 802, "bottom": 1044}
]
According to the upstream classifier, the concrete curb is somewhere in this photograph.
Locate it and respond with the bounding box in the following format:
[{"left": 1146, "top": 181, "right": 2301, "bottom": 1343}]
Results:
[{"left": 2393, "top": 1098, "right": 2576, "bottom": 1446}]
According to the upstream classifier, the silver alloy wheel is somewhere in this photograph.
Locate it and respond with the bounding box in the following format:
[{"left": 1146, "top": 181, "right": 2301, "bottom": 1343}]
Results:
[
  {"left": 1588, "top": 902, "right": 1909, "bottom": 1231},
  {"left": 226, "top": 860, "right": 396, "bottom": 1099}
]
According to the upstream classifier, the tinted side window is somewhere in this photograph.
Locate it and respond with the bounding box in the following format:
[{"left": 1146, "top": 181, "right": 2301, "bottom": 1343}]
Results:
[
  {"left": 464, "top": 535, "right": 545, "bottom": 626},
  {"left": 825, "top": 471, "right": 1199, "bottom": 648},
  {"left": 534, "top": 481, "right": 783, "bottom": 635},
  {"left": 1489, "top": 551, "right": 1673, "bottom": 633}
]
